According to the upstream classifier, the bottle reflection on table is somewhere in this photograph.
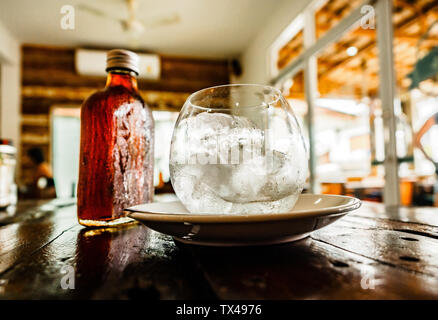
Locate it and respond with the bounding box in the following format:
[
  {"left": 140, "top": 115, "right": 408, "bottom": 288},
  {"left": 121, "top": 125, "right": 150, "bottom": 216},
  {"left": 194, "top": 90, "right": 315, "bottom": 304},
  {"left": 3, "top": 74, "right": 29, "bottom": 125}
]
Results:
[{"left": 74, "top": 223, "right": 143, "bottom": 298}]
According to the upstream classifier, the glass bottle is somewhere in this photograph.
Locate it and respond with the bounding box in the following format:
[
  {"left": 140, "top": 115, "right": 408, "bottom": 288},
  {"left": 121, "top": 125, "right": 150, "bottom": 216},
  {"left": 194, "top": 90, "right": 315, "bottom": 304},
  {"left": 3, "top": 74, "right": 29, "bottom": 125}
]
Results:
[{"left": 77, "top": 49, "right": 154, "bottom": 227}]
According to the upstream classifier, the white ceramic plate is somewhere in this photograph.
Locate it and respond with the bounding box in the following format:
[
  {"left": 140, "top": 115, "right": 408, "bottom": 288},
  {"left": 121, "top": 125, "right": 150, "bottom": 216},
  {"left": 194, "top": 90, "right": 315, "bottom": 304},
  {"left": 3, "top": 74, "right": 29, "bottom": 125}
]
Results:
[{"left": 125, "top": 194, "right": 361, "bottom": 246}]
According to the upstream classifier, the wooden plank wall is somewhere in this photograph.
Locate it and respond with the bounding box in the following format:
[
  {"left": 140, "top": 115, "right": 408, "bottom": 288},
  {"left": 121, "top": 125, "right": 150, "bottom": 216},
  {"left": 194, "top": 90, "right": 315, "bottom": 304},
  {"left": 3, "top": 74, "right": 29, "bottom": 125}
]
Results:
[{"left": 20, "top": 44, "right": 229, "bottom": 184}]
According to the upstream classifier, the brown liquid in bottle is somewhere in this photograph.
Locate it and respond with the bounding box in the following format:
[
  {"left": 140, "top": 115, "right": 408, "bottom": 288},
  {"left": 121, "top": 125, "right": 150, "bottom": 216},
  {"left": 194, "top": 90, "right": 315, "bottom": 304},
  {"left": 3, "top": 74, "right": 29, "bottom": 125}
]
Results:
[{"left": 77, "top": 50, "right": 154, "bottom": 227}]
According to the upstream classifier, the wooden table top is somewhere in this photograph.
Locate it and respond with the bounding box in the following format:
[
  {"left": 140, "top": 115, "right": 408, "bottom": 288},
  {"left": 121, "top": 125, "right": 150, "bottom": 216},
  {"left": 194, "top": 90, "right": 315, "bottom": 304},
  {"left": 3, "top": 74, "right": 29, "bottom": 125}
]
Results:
[{"left": 0, "top": 197, "right": 437, "bottom": 300}]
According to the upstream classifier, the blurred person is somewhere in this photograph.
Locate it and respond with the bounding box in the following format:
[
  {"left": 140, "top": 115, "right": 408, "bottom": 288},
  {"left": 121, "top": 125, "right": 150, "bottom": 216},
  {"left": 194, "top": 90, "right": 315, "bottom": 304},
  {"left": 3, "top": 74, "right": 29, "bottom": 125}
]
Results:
[
  {"left": 414, "top": 112, "right": 438, "bottom": 206},
  {"left": 26, "top": 148, "right": 56, "bottom": 199}
]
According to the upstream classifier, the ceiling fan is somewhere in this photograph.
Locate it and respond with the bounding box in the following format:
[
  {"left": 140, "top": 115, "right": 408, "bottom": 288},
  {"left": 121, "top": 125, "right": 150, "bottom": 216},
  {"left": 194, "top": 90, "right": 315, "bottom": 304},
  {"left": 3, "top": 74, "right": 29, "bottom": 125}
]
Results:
[{"left": 77, "top": 0, "right": 180, "bottom": 36}]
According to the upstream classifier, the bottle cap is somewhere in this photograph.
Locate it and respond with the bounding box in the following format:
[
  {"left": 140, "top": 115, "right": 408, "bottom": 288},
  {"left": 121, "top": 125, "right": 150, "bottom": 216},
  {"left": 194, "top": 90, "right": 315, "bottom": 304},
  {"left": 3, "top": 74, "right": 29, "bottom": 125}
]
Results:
[{"left": 106, "top": 49, "right": 139, "bottom": 75}]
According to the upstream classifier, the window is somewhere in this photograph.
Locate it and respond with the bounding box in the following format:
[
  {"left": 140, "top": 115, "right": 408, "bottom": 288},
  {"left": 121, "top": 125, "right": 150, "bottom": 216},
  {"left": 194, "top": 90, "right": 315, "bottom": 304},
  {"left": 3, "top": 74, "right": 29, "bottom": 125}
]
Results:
[
  {"left": 271, "top": 0, "right": 405, "bottom": 205},
  {"left": 152, "top": 111, "right": 179, "bottom": 188},
  {"left": 51, "top": 106, "right": 81, "bottom": 198}
]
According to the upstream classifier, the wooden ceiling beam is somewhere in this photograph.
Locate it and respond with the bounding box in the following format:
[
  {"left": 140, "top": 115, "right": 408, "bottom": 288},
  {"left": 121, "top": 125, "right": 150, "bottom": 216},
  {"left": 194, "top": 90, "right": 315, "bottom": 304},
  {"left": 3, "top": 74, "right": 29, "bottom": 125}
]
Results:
[
  {"left": 318, "top": 2, "right": 438, "bottom": 84},
  {"left": 278, "top": 0, "right": 438, "bottom": 98}
]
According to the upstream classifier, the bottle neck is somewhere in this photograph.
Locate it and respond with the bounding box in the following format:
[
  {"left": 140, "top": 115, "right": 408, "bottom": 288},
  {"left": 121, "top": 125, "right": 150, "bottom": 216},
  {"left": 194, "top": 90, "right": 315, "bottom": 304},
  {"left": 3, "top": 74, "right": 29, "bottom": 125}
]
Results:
[{"left": 105, "top": 68, "right": 138, "bottom": 91}]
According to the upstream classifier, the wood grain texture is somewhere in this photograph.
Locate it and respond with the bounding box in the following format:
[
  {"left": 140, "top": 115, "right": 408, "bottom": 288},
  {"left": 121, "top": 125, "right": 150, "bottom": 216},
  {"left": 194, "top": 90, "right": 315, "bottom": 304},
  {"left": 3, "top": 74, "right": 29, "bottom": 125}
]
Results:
[
  {"left": 0, "top": 201, "right": 214, "bottom": 299},
  {"left": 0, "top": 199, "right": 437, "bottom": 299},
  {"left": 21, "top": 46, "right": 229, "bottom": 93},
  {"left": 181, "top": 202, "right": 438, "bottom": 299}
]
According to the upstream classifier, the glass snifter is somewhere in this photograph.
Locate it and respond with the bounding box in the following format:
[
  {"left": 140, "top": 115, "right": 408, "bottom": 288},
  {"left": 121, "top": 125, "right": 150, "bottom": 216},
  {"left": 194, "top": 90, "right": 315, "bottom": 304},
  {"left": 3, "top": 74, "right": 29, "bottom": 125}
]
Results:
[{"left": 169, "top": 84, "right": 307, "bottom": 214}]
